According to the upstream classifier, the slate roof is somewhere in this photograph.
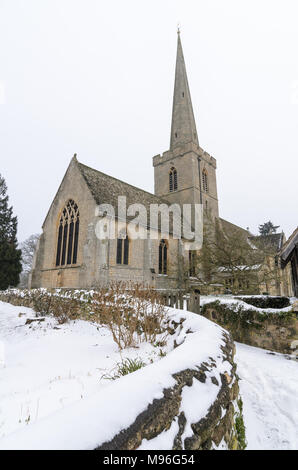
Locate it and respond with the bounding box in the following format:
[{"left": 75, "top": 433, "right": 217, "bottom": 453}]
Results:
[
  {"left": 249, "top": 233, "right": 285, "bottom": 253},
  {"left": 77, "top": 160, "right": 188, "bottom": 236},
  {"left": 78, "top": 161, "right": 168, "bottom": 211},
  {"left": 279, "top": 227, "right": 298, "bottom": 264},
  {"left": 219, "top": 219, "right": 286, "bottom": 255},
  {"left": 219, "top": 218, "right": 249, "bottom": 237}
]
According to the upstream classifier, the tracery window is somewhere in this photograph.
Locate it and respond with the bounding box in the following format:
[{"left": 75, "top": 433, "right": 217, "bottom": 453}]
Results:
[
  {"left": 169, "top": 167, "right": 178, "bottom": 192},
  {"left": 56, "top": 199, "right": 79, "bottom": 266},
  {"left": 159, "top": 239, "right": 168, "bottom": 274}
]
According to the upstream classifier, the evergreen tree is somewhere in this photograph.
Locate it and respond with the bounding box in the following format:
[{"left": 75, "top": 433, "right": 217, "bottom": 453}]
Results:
[
  {"left": 258, "top": 221, "right": 280, "bottom": 236},
  {"left": 0, "top": 174, "right": 22, "bottom": 290}
]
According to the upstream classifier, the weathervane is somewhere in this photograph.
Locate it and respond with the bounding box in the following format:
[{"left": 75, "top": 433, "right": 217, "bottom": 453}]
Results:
[{"left": 177, "top": 22, "right": 181, "bottom": 34}]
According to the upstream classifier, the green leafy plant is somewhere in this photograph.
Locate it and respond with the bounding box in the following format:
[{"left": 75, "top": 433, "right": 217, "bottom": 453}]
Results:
[
  {"left": 116, "top": 357, "right": 145, "bottom": 376},
  {"left": 102, "top": 357, "right": 146, "bottom": 381}
]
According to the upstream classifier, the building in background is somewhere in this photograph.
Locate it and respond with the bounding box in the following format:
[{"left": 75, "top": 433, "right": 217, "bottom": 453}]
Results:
[
  {"left": 30, "top": 32, "right": 294, "bottom": 295},
  {"left": 279, "top": 228, "right": 298, "bottom": 297}
]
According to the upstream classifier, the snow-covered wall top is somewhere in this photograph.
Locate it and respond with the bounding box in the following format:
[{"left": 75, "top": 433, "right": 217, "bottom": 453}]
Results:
[{"left": 201, "top": 299, "right": 298, "bottom": 355}]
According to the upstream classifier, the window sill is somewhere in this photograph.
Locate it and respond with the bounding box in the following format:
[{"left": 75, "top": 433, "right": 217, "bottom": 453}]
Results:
[{"left": 42, "top": 265, "right": 81, "bottom": 272}]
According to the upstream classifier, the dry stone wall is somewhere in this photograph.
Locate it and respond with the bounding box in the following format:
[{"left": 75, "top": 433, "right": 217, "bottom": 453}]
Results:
[
  {"left": 201, "top": 300, "right": 298, "bottom": 355},
  {"left": 96, "top": 332, "right": 243, "bottom": 450}
]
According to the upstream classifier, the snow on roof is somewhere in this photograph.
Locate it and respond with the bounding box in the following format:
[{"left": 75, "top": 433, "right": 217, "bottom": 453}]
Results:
[{"left": 218, "top": 264, "right": 261, "bottom": 273}]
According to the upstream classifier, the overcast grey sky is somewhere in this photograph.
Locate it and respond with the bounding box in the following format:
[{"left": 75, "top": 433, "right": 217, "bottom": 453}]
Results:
[{"left": 0, "top": 0, "right": 297, "bottom": 242}]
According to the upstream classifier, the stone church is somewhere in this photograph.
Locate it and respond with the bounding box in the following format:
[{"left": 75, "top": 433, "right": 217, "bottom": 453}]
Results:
[{"left": 30, "top": 32, "right": 282, "bottom": 292}]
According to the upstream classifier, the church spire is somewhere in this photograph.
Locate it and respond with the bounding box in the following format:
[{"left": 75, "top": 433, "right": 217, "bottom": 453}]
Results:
[{"left": 170, "top": 30, "right": 199, "bottom": 150}]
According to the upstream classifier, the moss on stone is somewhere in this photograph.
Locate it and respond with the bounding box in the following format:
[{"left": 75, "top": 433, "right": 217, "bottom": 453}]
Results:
[{"left": 235, "top": 398, "right": 247, "bottom": 450}]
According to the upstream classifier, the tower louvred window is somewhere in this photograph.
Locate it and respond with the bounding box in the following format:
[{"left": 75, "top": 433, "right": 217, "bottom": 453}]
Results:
[
  {"left": 202, "top": 169, "right": 208, "bottom": 192},
  {"left": 169, "top": 167, "right": 178, "bottom": 192},
  {"left": 56, "top": 200, "right": 80, "bottom": 267}
]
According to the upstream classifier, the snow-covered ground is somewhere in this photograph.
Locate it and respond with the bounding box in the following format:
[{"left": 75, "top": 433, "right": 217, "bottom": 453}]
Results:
[
  {"left": 1, "top": 298, "right": 297, "bottom": 450},
  {"left": 235, "top": 342, "right": 298, "bottom": 450},
  {"left": 0, "top": 299, "right": 229, "bottom": 450},
  {"left": 0, "top": 301, "right": 170, "bottom": 442}
]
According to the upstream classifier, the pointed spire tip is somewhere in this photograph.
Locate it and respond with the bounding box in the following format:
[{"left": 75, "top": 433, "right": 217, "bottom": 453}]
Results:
[{"left": 170, "top": 29, "right": 199, "bottom": 150}]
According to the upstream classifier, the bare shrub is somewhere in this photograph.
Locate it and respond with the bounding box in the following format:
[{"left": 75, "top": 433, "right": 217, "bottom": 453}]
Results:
[
  {"left": 92, "top": 282, "right": 168, "bottom": 350},
  {"left": 31, "top": 289, "right": 53, "bottom": 316},
  {"left": 92, "top": 282, "right": 139, "bottom": 349},
  {"left": 29, "top": 289, "right": 81, "bottom": 324},
  {"left": 4, "top": 284, "right": 169, "bottom": 347},
  {"left": 132, "top": 284, "right": 168, "bottom": 344},
  {"left": 49, "top": 295, "right": 80, "bottom": 324}
]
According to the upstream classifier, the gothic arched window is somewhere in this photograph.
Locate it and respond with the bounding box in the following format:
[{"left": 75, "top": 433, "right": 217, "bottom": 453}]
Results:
[
  {"left": 202, "top": 169, "right": 208, "bottom": 192},
  {"left": 159, "top": 239, "right": 168, "bottom": 274},
  {"left": 116, "top": 235, "right": 129, "bottom": 265},
  {"left": 169, "top": 167, "right": 178, "bottom": 192},
  {"left": 56, "top": 199, "right": 80, "bottom": 267}
]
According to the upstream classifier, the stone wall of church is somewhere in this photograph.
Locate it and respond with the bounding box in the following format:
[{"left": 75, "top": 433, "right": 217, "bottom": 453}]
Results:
[
  {"left": 30, "top": 159, "right": 185, "bottom": 290},
  {"left": 199, "top": 149, "right": 219, "bottom": 218},
  {"left": 105, "top": 226, "right": 183, "bottom": 289},
  {"left": 30, "top": 158, "right": 100, "bottom": 289}
]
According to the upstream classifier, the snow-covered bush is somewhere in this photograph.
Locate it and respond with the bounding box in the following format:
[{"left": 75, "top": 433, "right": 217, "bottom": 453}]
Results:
[
  {"left": 235, "top": 295, "right": 290, "bottom": 309},
  {"left": 0, "top": 283, "right": 169, "bottom": 349}
]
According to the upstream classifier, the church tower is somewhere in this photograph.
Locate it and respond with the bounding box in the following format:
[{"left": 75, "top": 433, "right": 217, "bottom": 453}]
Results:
[{"left": 153, "top": 31, "right": 219, "bottom": 219}]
